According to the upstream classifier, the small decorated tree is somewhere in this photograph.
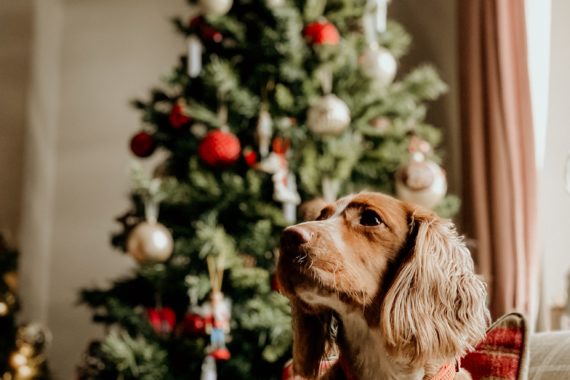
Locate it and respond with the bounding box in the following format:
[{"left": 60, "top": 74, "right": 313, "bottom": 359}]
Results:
[{"left": 0, "top": 235, "right": 51, "bottom": 380}]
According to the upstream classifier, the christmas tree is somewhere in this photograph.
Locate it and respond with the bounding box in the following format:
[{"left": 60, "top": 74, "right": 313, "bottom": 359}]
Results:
[
  {"left": 78, "top": 0, "right": 456, "bottom": 379},
  {"left": 0, "top": 235, "right": 51, "bottom": 380}
]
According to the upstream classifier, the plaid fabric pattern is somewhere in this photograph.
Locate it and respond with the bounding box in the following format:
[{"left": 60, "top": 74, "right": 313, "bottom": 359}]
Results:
[{"left": 461, "top": 313, "right": 529, "bottom": 380}]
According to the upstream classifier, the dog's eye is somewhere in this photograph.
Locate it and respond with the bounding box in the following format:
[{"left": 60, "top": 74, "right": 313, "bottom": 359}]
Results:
[
  {"left": 316, "top": 208, "right": 330, "bottom": 221},
  {"left": 359, "top": 210, "right": 383, "bottom": 226}
]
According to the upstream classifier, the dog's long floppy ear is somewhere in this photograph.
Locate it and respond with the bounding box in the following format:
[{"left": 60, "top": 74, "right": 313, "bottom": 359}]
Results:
[
  {"left": 291, "top": 301, "right": 331, "bottom": 378},
  {"left": 380, "top": 208, "right": 489, "bottom": 365}
]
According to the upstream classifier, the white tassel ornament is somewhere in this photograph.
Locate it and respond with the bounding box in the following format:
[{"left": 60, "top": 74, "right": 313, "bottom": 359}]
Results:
[{"left": 187, "top": 36, "right": 203, "bottom": 78}]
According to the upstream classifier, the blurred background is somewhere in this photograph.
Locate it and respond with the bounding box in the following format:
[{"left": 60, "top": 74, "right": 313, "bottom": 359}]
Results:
[{"left": 0, "top": 0, "right": 568, "bottom": 379}]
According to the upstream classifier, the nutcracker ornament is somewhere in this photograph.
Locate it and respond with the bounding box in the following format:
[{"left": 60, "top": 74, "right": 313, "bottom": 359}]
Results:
[
  {"left": 395, "top": 137, "right": 447, "bottom": 209},
  {"left": 256, "top": 138, "right": 301, "bottom": 222},
  {"left": 204, "top": 255, "right": 231, "bottom": 361}
]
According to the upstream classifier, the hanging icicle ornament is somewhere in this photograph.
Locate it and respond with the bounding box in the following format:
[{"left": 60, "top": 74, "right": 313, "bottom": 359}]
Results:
[
  {"left": 127, "top": 179, "right": 173, "bottom": 263},
  {"left": 365, "top": 0, "right": 389, "bottom": 34},
  {"left": 307, "top": 69, "right": 351, "bottom": 136},
  {"left": 395, "top": 137, "right": 447, "bottom": 209},
  {"left": 198, "top": 0, "right": 233, "bottom": 16},
  {"left": 204, "top": 255, "right": 232, "bottom": 361},
  {"left": 187, "top": 35, "right": 203, "bottom": 78},
  {"left": 256, "top": 137, "right": 301, "bottom": 222},
  {"left": 256, "top": 105, "right": 273, "bottom": 158}
]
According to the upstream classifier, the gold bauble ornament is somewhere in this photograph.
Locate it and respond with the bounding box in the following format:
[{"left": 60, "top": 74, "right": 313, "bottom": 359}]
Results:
[
  {"left": 0, "top": 302, "right": 8, "bottom": 317},
  {"left": 127, "top": 221, "right": 173, "bottom": 263},
  {"left": 9, "top": 352, "right": 27, "bottom": 368},
  {"left": 199, "top": 0, "right": 233, "bottom": 16},
  {"left": 14, "top": 364, "right": 35, "bottom": 380},
  {"left": 307, "top": 94, "right": 351, "bottom": 135},
  {"left": 395, "top": 152, "right": 447, "bottom": 209},
  {"left": 17, "top": 323, "right": 51, "bottom": 352}
]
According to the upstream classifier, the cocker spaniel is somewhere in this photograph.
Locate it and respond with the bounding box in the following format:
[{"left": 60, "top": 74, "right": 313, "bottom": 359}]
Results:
[{"left": 278, "top": 192, "right": 489, "bottom": 380}]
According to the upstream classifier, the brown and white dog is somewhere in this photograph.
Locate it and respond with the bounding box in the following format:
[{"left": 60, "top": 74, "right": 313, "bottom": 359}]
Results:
[{"left": 278, "top": 192, "right": 489, "bottom": 380}]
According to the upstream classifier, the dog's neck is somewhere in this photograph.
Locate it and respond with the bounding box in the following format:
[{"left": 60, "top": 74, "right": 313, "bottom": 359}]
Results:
[
  {"left": 298, "top": 290, "right": 433, "bottom": 380},
  {"left": 335, "top": 311, "right": 426, "bottom": 380}
]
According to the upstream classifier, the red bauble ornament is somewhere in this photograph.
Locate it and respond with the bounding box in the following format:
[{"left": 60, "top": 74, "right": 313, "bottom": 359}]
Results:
[
  {"left": 198, "top": 130, "right": 241, "bottom": 167},
  {"left": 169, "top": 102, "right": 190, "bottom": 129},
  {"left": 303, "top": 21, "right": 340, "bottom": 45},
  {"left": 243, "top": 149, "right": 258, "bottom": 167},
  {"left": 130, "top": 131, "right": 156, "bottom": 158},
  {"left": 181, "top": 312, "right": 206, "bottom": 336},
  {"left": 189, "top": 16, "right": 223, "bottom": 44},
  {"left": 147, "top": 307, "right": 176, "bottom": 334}
]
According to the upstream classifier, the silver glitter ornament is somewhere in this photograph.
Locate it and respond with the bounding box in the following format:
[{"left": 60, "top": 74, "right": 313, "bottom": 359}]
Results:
[{"left": 307, "top": 94, "right": 351, "bottom": 135}]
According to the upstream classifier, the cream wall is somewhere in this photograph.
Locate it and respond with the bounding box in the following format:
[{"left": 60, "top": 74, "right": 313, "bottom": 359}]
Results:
[
  {"left": 2, "top": 1, "right": 459, "bottom": 378},
  {"left": 17, "top": 0, "right": 187, "bottom": 377}
]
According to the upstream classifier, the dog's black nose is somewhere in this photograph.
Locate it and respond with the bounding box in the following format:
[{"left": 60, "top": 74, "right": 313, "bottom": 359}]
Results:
[{"left": 281, "top": 226, "right": 314, "bottom": 247}]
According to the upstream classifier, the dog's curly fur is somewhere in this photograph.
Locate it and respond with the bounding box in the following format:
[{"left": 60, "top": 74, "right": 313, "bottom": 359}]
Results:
[{"left": 278, "top": 192, "right": 489, "bottom": 380}]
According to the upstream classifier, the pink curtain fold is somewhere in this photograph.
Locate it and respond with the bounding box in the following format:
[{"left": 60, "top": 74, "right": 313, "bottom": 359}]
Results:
[{"left": 458, "top": 0, "right": 538, "bottom": 320}]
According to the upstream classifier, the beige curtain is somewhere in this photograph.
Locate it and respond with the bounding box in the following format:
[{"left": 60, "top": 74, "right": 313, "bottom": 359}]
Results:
[{"left": 458, "top": 0, "right": 537, "bottom": 320}]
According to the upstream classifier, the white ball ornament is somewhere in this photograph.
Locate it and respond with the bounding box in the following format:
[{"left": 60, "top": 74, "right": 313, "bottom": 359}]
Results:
[
  {"left": 199, "top": 0, "right": 233, "bottom": 16},
  {"left": 307, "top": 94, "right": 351, "bottom": 135},
  {"left": 127, "top": 221, "right": 174, "bottom": 263},
  {"left": 360, "top": 45, "right": 397, "bottom": 85},
  {"left": 395, "top": 152, "right": 447, "bottom": 210}
]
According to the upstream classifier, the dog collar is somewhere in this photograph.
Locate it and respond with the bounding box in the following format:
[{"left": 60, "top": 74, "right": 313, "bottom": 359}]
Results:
[
  {"left": 338, "top": 353, "right": 357, "bottom": 380},
  {"left": 431, "top": 362, "right": 456, "bottom": 380},
  {"left": 338, "top": 354, "right": 456, "bottom": 380}
]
